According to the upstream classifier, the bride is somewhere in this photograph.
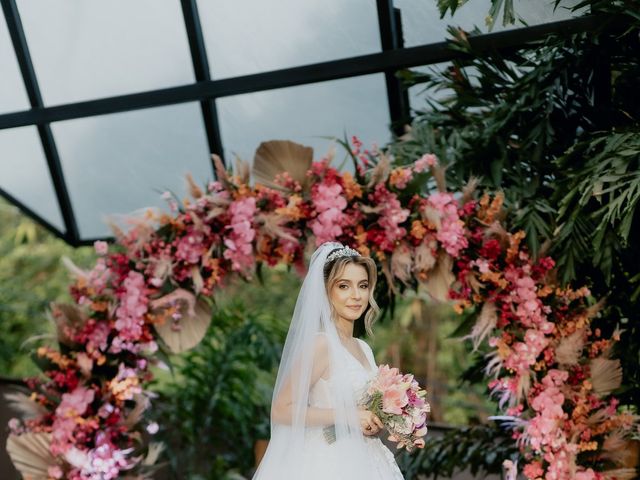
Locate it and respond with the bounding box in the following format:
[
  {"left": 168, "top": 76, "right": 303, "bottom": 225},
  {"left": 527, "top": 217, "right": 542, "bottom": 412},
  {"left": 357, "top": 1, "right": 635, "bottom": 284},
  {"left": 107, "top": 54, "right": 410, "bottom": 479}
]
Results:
[{"left": 252, "top": 241, "right": 405, "bottom": 479}]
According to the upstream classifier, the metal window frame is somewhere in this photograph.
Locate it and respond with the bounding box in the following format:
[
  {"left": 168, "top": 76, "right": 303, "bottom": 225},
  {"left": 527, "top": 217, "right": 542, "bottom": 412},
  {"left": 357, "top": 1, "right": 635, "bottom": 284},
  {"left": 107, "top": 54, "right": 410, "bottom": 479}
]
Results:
[{"left": 0, "top": 0, "right": 605, "bottom": 246}]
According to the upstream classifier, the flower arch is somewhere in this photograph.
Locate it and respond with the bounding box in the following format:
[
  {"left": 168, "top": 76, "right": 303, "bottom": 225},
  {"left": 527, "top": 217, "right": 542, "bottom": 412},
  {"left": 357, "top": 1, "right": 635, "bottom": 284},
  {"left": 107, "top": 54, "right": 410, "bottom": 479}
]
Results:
[{"left": 5, "top": 139, "right": 638, "bottom": 480}]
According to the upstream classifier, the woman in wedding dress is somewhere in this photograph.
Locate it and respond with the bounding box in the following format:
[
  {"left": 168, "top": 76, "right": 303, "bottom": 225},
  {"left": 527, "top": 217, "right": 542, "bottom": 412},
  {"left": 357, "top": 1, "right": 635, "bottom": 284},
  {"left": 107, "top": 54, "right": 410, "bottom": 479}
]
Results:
[{"left": 252, "top": 242, "right": 405, "bottom": 480}]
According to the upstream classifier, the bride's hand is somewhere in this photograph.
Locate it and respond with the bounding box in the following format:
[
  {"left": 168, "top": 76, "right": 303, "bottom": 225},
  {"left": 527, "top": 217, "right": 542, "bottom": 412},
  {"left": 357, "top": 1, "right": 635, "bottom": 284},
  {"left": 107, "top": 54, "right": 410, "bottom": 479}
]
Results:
[{"left": 358, "top": 408, "right": 383, "bottom": 436}]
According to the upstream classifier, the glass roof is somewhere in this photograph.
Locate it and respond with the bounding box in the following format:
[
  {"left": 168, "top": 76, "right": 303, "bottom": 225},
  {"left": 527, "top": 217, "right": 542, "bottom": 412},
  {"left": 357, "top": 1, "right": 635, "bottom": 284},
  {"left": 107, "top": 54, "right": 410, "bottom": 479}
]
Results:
[
  {"left": 16, "top": 0, "right": 196, "bottom": 106},
  {"left": 52, "top": 102, "right": 211, "bottom": 238},
  {"left": 217, "top": 74, "right": 390, "bottom": 164},
  {"left": 0, "top": 14, "right": 29, "bottom": 114},
  {"left": 197, "top": 0, "right": 382, "bottom": 79},
  {"left": 0, "top": 0, "right": 585, "bottom": 245},
  {"left": 0, "top": 126, "right": 65, "bottom": 230}
]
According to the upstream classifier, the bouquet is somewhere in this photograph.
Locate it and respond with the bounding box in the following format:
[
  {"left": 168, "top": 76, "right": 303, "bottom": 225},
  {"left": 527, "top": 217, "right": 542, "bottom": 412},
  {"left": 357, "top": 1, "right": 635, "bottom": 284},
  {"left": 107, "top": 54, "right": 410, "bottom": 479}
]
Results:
[{"left": 324, "top": 364, "right": 430, "bottom": 451}]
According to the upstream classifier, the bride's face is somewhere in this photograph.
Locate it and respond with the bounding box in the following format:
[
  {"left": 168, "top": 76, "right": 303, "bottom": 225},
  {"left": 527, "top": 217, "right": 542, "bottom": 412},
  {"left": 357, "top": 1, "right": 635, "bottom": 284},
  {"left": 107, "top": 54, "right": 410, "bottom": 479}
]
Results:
[{"left": 328, "top": 263, "right": 369, "bottom": 323}]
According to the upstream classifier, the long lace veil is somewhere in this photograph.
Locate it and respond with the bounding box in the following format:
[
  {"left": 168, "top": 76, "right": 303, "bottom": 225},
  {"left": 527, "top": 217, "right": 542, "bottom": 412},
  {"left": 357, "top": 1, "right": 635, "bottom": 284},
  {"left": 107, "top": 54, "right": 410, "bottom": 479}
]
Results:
[{"left": 252, "top": 241, "right": 377, "bottom": 479}]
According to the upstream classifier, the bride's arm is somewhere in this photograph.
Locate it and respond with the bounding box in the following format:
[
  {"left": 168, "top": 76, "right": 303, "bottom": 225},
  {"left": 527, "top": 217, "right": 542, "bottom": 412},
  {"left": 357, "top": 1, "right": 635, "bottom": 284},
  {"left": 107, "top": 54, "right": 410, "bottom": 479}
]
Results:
[{"left": 271, "top": 335, "right": 334, "bottom": 427}]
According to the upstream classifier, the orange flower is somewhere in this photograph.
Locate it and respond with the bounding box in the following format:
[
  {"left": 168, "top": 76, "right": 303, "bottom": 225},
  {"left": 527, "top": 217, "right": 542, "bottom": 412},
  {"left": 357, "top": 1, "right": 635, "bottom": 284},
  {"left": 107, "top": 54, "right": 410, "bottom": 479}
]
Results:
[
  {"left": 477, "top": 192, "right": 504, "bottom": 223},
  {"left": 411, "top": 220, "right": 427, "bottom": 240},
  {"left": 342, "top": 171, "right": 362, "bottom": 200},
  {"left": 275, "top": 194, "right": 304, "bottom": 221},
  {"left": 506, "top": 230, "right": 525, "bottom": 263}
]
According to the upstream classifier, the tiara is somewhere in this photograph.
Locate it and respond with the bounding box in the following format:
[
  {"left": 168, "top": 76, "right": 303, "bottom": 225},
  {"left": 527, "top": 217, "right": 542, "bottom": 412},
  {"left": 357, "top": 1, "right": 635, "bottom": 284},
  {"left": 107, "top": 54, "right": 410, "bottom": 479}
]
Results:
[{"left": 326, "top": 246, "right": 361, "bottom": 263}]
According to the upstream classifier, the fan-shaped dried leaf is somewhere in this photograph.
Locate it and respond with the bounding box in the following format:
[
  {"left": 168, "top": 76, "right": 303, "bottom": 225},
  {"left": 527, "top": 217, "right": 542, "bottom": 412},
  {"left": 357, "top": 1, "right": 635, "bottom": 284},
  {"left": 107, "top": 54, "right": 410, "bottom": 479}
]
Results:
[
  {"left": 414, "top": 240, "right": 437, "bottom": 279},
  {"left": 185, "top": 173, "right": 203, "bottom": 199},
  {"left": 123, "top": 393, "right": 150, "bottom": 427},
  {"left": 602, "top": 468, "right": 638, "bottom": 480},
  {"left": 391, "top": 243, "right": 413, "bottom": 286},
  {"left": 233, "top": 155, "right": 251, "bottom": 184},
  {"left": 50, "top": 302, "right": 88, "bottom": 345},
  {"left": 461, "top": 177, "right": 480, "bottom": 204},
  {"left": 555, "top": 329, "right": 586, "bottom": 366},
  {"left": 6, "top": 432, "right": 53, "bottom": 479},
  {"left": 142, "top": 442, "right": 165, "bottom": 466},
  {"left": 211, "top": 154, "right": 229, "bottom": 186},
  {"left": 3, "top": 391, "right": 47, "bottom": 419},
  {"left": 602, "top": 432, "right": 640, "bottom": 467},
  {"left": 367, "top": 153, "right": 391, "bottom": 188},
  {"left": 590, "top": 357, "right": 622, "bottom": 396},
  {"left": 464, "top": 302, "right": 497, "bottom": 352},
  {"left": 425, "top": 252, "right": 455, "bottom": 302},
  {"left": 153, "top": 297, "right": 212, "bottom": 353},
  {"left": 252, "top": 140, "right": 313, "bottom": 191}
]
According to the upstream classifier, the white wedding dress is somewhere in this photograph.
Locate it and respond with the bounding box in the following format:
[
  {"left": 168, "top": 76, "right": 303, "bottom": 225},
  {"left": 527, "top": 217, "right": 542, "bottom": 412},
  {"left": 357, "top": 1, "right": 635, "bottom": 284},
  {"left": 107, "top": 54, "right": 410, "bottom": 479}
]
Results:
[
  {"left": 297, "top": 338, "right": 405, "bottom": 479},
  {"left": 252, "top": 242, "right": 406, "bottom": 480}
]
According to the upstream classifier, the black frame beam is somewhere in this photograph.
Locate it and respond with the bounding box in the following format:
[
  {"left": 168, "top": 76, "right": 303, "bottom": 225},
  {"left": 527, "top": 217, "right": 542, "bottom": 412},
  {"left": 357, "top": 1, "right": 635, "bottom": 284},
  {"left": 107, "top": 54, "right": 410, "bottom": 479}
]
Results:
[
  {"left": 179, "top": 0, "right": 225, "bottom": 169},
  {"left": 0, "top": 14, "right": 604, "bottom": 132},
  {"left": 1, "top": 0, "right": 79, "bottom": 244},
  {"left": 376, "top": 0, "right": 411, "bottom": 135}
]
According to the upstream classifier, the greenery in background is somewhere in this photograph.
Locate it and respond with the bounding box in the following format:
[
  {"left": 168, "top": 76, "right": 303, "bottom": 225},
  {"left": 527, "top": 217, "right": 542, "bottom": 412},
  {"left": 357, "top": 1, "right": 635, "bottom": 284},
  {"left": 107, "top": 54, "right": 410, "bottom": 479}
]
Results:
[
  {"left": 397, "top": 424, "right": 519, "bottom": 479},
  {"left": 369, "top": 295, "right": 497, "bottom": 426},
  {"left": 0, "top": 199, "right": 94, "bottom": 378},
  {"left": 387, "top": 0, "right": 639, "bottom": 475},
  {"left": 150, "top": 304, "right": 288, "bottom": 480}
]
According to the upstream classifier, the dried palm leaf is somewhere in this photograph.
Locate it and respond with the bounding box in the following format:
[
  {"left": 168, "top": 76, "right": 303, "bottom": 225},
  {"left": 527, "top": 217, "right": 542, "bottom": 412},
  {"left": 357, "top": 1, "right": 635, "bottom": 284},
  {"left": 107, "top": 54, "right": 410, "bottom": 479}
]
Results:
[
  {"left": 602, "top": 432, "right": 640, "bottom": 467},
  {"left": 602, "top": 468, "right": 638, "bottom": 480},
  {"left": 252, "top": 140, "right": 313, "bottom": 192},
  {"left": 3, "top": 391, "right": 47, "bottom": 419},
  {"left": 142, "top": 442, "right": 165, "bottom": 466},
  {"left": 555, "top": 328, "right": 586, "bottom": 366},
  {"left": 211, "top": 154, "right": 229, "bottom": 186},
  {"left": 153, "top": 297, "right": 212, "bottom": 353},
  {"left": 421, "top": 205, "right": 441, "bottom": 230},
  {"left": 381, "top": 257, "right": 399, "bottom": 296},
  {"left": 465, "top": 302, "right": 497, "bottom": 352},
  {"left": 590, "top": 357, "right": 622, "bottom": 397},
  {"left": 465, "top": 271, "right": 484, "bottom": 294},
  {"left": 461, "top": 176, "right": 480, "bottom": 204},
  {"left": 255, "top": 212, "right": 299, "bottom": 242},
  {"left": 414, "top": 240, "right": 437, "bottom": 279},
  {"left": 123, "top": 393, "right": 150, "bottom": 427},
  {"left": 233, "top": 154, "right": 251, "bottom": 185},
  {"left": 367, "top": 152, "right": 391, "bottom": 188},
  {"left": 432, "top": 163, "right": 447, "bottom": 192},
  {"left": 49, "top": 302, "right": 88, "bottom": 346},
  {"left": 185, "top": 173, "right": 203, "bottom": 199},
  {"left": 391, "top": 243, "right": 413, "bottom": 286},
  {"left": 425, "top": 252, "right": 455, "bottom": 302},
  {"left": 6, "top": 432, "right": 53, "bottom": 479}
]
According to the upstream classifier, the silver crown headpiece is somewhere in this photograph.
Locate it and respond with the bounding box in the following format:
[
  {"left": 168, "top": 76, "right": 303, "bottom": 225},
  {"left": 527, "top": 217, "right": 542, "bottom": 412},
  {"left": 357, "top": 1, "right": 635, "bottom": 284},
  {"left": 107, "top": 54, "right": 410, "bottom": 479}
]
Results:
[{"left": 326, "top": 246, "right": 361, "bottom": 263}]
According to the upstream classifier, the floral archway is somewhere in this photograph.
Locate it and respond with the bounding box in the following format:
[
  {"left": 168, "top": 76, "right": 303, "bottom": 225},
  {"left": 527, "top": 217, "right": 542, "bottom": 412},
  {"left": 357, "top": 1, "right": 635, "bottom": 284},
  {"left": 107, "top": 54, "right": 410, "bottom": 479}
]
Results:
[{"left": 5, "top": 138, "right": 638, "bottom": 480}]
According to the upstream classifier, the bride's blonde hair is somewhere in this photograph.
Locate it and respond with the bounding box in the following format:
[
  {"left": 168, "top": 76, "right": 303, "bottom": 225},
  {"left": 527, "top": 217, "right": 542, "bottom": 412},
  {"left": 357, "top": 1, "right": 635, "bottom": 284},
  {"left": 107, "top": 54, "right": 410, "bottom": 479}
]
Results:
[{"left": 323, "top": 253, "right": 380, "bottom": 336}]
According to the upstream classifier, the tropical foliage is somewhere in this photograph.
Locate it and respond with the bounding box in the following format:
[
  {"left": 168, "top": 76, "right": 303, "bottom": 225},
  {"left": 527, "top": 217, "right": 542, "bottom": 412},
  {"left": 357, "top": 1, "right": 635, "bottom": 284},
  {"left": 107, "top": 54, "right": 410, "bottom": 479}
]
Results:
[{"left": 387, "top": 0, "right": 640, "bottom": 476}]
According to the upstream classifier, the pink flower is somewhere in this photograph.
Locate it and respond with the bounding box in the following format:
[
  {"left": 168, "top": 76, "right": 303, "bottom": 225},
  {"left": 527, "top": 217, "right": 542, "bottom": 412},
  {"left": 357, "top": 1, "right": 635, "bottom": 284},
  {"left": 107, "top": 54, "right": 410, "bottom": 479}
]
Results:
[
  {"left": 57, "top": 386, "right": 95, "bottom": 418},
  {"left": 522, "top": 461, "right": 544, "bottom": 479},
  {"left": 48, "top": 465, "right": 64, "bottom": 479},
  {"left": 413, "top": 153, "right": 438, "bottom": 173},
  {"left": 224, "top": 197, "right": 257, "bottom": 272},
  {"left": 310, "top": 182, "right": 348, "bottom": 246},
  {"left": 94, "top": 240, "right": 109, "bottom": 256},
  {"left": 369, "top": 184, "right": 410, "bottom": 251},
  {"left": 382, "top": 385, "right": 409, "bottom": 415},
  {"left": 112, "top": 271, "right": 148, "bottom": 352},
  {"left": 424, "top": 192, "right": 468, "bottom": 256},
  {"left": 389, "top": 167, "right": 413, "bottom": 189}
]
